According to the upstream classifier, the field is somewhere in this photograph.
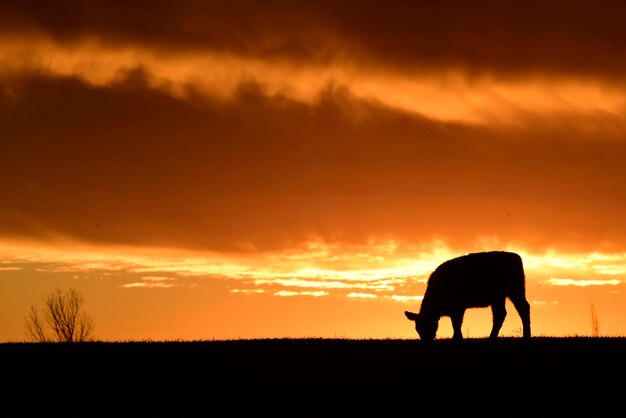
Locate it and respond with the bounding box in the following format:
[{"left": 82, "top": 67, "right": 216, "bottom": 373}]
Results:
[{"left": 3, "top": 337, "right": 624, "bottom": 413}]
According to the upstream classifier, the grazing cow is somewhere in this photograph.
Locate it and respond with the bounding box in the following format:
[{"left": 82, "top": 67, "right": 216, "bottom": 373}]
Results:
[{"left": 405, "top": 251, "right": 531, "bottom": 341}]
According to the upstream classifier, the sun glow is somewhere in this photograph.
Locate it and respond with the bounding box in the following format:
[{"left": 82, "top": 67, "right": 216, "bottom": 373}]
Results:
[{"left": 1, "top": 238, "right": 624, "bottom": 298}]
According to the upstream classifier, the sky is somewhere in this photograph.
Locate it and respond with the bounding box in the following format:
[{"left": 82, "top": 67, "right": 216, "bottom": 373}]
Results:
[{"left": 1, "top": 0, "right": 625, "bottom": 341}]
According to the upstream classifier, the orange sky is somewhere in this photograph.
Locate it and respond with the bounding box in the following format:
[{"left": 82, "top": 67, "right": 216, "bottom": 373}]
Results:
[{"left": 1, "top": 0, "right": 625, "bottom": 341}]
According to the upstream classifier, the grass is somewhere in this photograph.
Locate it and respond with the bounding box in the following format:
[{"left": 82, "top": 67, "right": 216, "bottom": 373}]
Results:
[
  {"left": 3, "top": 336, "right": 624, "bottom": 412},
  {"left": 590, "top": 299, "right": 600, "bottom": 336}
]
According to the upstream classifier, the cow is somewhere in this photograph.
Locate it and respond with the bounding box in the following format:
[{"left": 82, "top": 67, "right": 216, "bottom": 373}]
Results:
[{"left": 405, "top": 251, "right": 531, "bottom": 341}]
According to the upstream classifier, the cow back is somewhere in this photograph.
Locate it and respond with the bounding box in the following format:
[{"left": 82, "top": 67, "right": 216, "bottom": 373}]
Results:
[{"left": 420, "top": 251, "right": 525, "bottom": 315}]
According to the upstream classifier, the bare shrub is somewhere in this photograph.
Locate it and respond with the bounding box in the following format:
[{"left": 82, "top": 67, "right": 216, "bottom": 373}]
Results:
[{"left": 24, "top": 287, "right": 95, "bottom": 342}]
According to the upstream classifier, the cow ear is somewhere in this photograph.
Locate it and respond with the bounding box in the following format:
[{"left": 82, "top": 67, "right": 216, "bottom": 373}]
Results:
[{"left": 405, "top": 311, "right": 419, "bottom": 321}]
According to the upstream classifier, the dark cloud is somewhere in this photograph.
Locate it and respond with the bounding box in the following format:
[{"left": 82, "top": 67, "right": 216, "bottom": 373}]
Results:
[
  {"left": 1, "top": 71, "right": 625, "bottom": 253},
  {"left": 2, "top": 0, "right": 626, "bottom": 78}
]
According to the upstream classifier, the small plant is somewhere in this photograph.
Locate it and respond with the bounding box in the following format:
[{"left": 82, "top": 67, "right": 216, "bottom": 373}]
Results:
[
  {"left": 24, "top": 287, "right": 96, "bottom": 342},
  {"left": 589, "top": 299, "right": 600, "bottom": 337}
]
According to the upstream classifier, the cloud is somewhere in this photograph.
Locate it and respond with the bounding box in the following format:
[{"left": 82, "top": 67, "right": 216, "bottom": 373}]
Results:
[
  {"left": 230, "top": 289, "right": 266, "bottom": 295},
  {"left": 1, "top": 70, "right": 626, "bottom": 254},
  {"left": 347, "top": 292, "right": 378, "bottom": 299},
  {"left": 121, "top": 282, "right": 176, "bottom": 289},
  {"left": 2, "top": 2, "right": 626, "bottom": 256},
  {"left": 2, "top": 239, "right": 625, "bottom": 299},
  {"left": 274, "top": 290, "right": 328, "bottom": 297},
  {"left": 389, "top": 295, "right": 424, "bottom": 303},
  {"left": 120, "top": 275, "right": 186, "bottom": 288},
  {"left": 2, "top": 1, "right": 626, "bottom": 78},
  {"left": 545, "top": 278, "right": 621, "bottom": 287},
  {"left": 2, "top": 27, "right": 626, "bottom": 125}
]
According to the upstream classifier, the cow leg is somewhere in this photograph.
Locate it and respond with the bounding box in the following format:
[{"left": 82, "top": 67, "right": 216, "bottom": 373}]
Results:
[
  {"left": 490, "top": 299, "right": 507, "bottom": 338},
  {"left": 510, "top": 296, "right": 532, "bottom": 339},
  {"left": 450, "top": 310, "right": 465, "bottom": 340}
]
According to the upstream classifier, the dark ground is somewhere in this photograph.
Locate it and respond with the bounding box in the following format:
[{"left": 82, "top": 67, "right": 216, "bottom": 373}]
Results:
[{"left": 2, "top": 337, "right": 624, "bottom": 414}]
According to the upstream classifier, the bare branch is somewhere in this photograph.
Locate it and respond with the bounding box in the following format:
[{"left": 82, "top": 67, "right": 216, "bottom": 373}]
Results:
[
  {"left": 24, "top": 306, "right": 48, "bottom": 342},
  {"left": 25, "top": 287, "right": 95, "bottom": 343},
  {"left": 76, "top": 311, "right": 96, "bottom": 342}
]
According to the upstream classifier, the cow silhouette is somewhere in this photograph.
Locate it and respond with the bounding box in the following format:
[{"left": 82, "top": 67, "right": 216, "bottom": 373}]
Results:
[{"left": 405, "top": 251, "right": 531, "bottom": 341}]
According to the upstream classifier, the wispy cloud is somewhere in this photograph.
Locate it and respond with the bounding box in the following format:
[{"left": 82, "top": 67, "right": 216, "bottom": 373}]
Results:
[
  {"left": 274, "top": 290, "right": 329, "bottom": 297},
  {"left": 3, "top": 1, "right": 626, "bottom": 79},
  {"left": 121, "top": 282, "right": 176, "bottom": 289},
  {"left": 120, "top": 275, "right": 183, "bottom": 289},
  {"left": 347, "top": 292, "right": 378, "bottom": 299},
  {"left": 230, "top": 289, "right": 266, "bottom": 295},
  {"left": 3, "top": 239, "right": 625, "bottom": 297},
  {"left": 545, "top": 277, "right": 621, "bottom": 287},
  {"left": 2, "top": 36, "right": 625, "bottom": 125},
  {"left": 388, "top": 295, "right": 424, "bottom": 303}
]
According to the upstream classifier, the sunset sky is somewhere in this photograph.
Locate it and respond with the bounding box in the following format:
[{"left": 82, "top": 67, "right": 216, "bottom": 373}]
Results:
[{"left": 1, "top": 0, "right": 625, "bottom": 341}]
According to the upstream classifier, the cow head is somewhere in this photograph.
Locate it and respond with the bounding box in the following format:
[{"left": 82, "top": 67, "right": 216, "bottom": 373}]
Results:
[{"left": 404, "top": 311, "right": 438, "bottom": 341}]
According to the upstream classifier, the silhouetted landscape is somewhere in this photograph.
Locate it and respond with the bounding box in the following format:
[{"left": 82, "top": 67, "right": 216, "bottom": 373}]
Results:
[{"left": 3, "top": 337, "right": 624, "bottom": 413}]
